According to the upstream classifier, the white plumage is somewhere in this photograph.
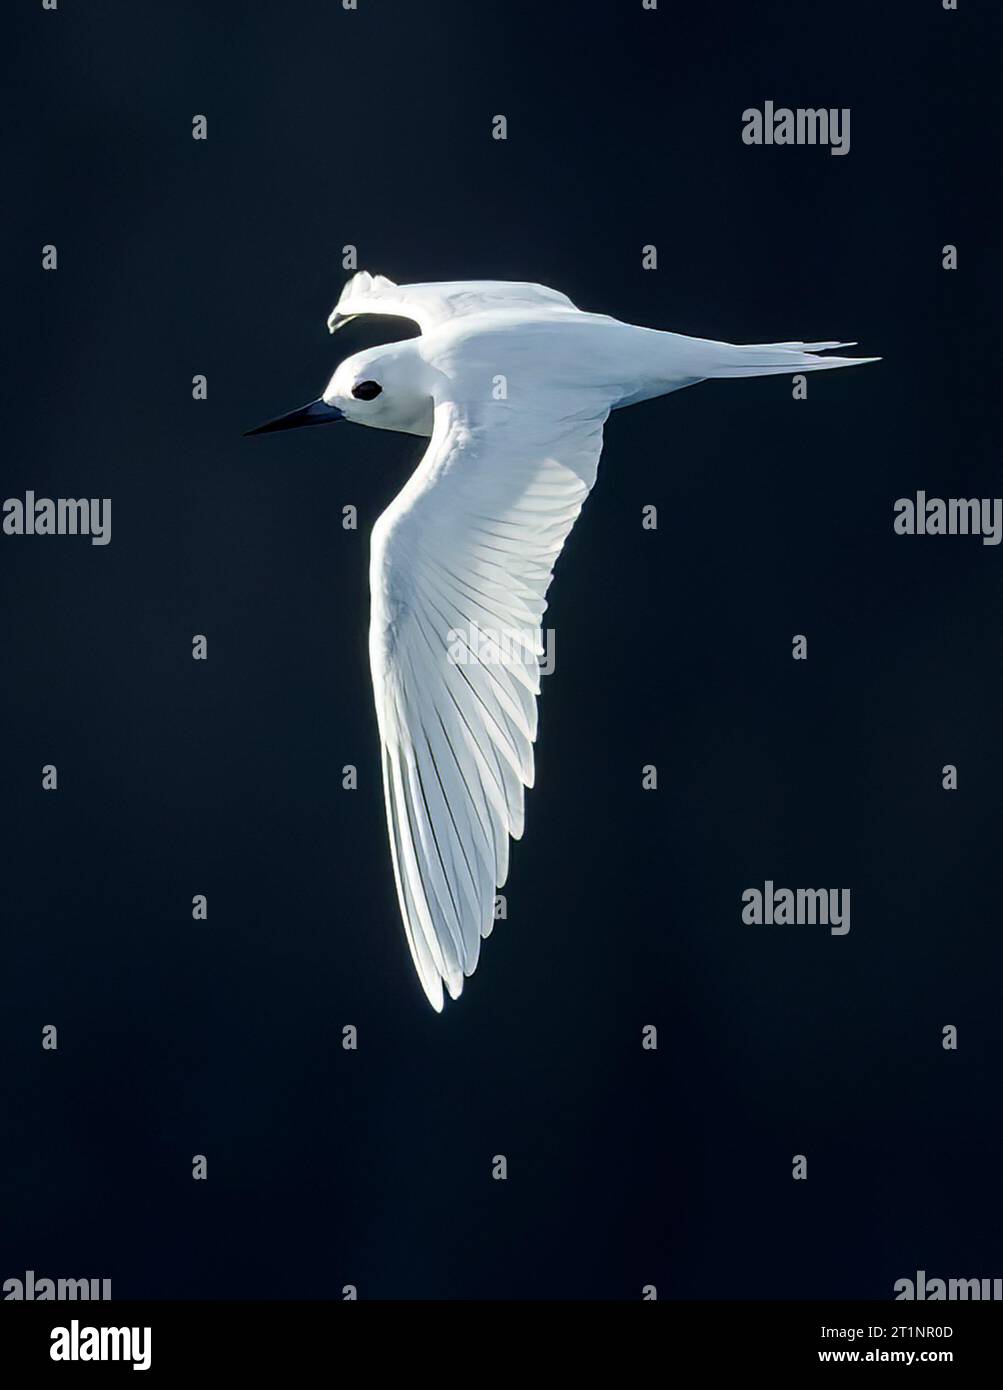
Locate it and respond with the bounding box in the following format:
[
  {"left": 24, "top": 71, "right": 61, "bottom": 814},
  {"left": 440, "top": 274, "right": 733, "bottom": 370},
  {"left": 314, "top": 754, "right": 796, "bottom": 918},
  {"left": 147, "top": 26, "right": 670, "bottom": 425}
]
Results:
[{"left": 252, "top": 272, "right": 878, "bottom": 1009}]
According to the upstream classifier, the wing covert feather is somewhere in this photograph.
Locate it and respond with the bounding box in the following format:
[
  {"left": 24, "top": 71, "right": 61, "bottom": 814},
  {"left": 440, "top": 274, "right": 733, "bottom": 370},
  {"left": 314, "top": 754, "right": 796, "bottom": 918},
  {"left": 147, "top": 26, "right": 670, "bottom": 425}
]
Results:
[
  {"left": 329, "top": 272, "right": 578, "bottom": 335},
  {"left": 370, "top": 398, "right": 605, "bottom": 1008}
]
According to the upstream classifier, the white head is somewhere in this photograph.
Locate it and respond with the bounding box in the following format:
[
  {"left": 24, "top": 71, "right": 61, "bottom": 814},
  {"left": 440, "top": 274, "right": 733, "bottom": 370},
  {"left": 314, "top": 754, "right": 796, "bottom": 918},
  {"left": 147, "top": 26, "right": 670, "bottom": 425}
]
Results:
[{"left": 246, "top": 339, "right": 434, "bottom": 440}]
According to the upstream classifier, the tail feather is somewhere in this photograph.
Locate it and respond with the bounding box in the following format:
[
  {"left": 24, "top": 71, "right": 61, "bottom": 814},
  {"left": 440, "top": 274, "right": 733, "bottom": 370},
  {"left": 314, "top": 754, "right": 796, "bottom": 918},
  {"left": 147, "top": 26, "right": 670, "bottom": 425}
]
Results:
[
  {"left": 707, "top": 339, "right": 880, "bottom": 378},
  {"left": 743, "top": 339, "right": 856, "bottom": 352}
]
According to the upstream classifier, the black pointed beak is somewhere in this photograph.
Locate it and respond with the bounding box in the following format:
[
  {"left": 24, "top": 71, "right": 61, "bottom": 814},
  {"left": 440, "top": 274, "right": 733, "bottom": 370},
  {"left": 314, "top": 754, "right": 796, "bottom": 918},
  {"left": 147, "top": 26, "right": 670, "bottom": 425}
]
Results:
[{"left": 244, "top": 398, "right": 345, "bottom": 437}]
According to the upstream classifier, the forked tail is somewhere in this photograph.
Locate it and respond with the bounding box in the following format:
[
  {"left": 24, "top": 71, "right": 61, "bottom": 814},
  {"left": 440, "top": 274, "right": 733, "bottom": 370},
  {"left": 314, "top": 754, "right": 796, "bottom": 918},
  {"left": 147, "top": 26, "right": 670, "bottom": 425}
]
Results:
[{"left": 700, "top": 337, "right": 880, "bottom": 378}]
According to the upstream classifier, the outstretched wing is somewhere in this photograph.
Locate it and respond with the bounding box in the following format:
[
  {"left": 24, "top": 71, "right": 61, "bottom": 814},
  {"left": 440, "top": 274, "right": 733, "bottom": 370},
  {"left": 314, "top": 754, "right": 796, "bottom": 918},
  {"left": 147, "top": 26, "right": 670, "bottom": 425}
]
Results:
[
  {"left": 328, "top": 271, "right": 578, "bottom": 335},
  {"left": 369, "top": 395, "right": 606, "bottom": 1009}
]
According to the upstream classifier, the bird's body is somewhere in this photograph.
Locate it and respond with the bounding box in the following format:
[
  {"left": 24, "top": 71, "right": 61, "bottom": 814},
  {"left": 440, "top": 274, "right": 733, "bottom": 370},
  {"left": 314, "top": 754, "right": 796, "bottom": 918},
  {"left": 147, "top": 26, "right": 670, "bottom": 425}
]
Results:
[{"left": 249, "top": 272, "right": 878, "bottom": 1010}]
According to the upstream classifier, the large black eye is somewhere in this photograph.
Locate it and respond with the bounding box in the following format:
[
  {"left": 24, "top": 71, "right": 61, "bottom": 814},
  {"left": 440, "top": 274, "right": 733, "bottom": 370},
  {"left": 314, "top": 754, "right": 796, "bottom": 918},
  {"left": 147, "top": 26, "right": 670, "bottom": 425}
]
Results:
[{"left": 352, "top": 380, "right": 382, "bottom": 401}]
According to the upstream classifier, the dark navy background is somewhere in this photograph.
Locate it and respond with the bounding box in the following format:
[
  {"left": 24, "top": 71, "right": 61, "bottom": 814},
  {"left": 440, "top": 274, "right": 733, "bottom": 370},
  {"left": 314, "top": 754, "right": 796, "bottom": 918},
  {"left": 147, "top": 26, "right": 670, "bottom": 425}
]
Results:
[{"left": 2, "top": 0, "right": 1001, "bottom": 1299}]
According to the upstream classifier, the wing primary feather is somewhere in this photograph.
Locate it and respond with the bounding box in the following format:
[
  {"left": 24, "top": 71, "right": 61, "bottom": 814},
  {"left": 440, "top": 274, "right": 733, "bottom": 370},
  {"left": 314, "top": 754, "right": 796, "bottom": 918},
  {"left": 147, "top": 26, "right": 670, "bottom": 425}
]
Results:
[{"left": 369, "top": 393, "right": 606, "bottom": 1005}]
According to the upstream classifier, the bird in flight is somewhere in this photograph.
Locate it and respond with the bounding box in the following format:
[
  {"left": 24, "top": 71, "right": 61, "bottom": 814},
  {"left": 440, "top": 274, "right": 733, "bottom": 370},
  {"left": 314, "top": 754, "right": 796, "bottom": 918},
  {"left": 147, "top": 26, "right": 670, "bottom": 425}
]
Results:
[{"left": 247, "top": 272, "right": 877, "bottom": 1010}]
